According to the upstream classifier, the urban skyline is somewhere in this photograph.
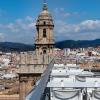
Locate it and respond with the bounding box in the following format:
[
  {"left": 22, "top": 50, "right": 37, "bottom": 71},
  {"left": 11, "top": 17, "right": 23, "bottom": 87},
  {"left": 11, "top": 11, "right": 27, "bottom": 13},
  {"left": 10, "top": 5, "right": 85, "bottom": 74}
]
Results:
[{"left": 0, "top": 1, "right": 100, "bottom": 100}]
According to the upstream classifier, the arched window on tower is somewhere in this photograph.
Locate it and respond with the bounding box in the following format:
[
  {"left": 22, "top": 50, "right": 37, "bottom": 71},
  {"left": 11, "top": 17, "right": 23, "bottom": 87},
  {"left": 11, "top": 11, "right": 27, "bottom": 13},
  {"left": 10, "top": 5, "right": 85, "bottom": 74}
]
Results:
[
  {"left": 44, "top": 21, "right": 46, "bottom": 25},
  {"left": 42, "top": 47, "right": 47, "bottom": 54},
  {"left": 43, "top": 50, "right": 46, "bottom": 54},
  {"left": 43, "top": 29, "right": 47, "bottom": 38}
]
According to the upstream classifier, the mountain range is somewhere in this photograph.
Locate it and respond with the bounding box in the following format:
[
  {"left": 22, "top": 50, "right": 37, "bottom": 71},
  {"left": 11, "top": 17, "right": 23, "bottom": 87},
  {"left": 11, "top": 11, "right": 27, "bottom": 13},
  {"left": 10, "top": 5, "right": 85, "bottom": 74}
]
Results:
[
  {"left": 0, "top": 39, "right": 100, "bottom": 52},
  {"left": 0, "top": 42, "right": 34, "bottom": 52},
  {"left": 55, "top": 39, "right": 100, "bottom": 49}
]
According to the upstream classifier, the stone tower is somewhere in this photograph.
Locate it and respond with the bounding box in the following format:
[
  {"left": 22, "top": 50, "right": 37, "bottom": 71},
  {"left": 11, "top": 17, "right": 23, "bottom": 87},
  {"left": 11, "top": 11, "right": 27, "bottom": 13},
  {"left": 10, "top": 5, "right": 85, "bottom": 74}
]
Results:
[{"left": 35, "top": 1, "right": 55, "bottom": 56}]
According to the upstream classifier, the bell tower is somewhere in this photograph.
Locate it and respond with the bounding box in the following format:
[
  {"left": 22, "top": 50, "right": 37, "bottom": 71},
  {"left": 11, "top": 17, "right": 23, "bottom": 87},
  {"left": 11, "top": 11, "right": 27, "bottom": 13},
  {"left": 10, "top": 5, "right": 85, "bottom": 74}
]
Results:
[{"left": 35, "top": 1, "right": 55, "bottom": 56}]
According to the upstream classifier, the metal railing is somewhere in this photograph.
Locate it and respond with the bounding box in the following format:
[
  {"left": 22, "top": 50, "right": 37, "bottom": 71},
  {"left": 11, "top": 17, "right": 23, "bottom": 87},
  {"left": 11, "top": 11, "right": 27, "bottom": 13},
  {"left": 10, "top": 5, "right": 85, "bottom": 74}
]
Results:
[{"left": 25, "top": 59, "right": 54, "bottom": 100}]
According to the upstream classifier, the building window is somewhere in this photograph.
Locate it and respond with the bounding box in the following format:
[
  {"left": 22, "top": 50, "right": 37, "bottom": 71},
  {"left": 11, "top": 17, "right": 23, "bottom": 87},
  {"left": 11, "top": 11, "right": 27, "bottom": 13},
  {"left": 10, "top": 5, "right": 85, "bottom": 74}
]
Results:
[
  {"left": 43, "top": 50, "right": 46, "bottom": 54},
  {"left": 36, "top": 47, "right": 39, "bottom": 49},
  {"left": 50, "top": 47, "right": 53, "bottom": 49},
  {"left": 43, "top": 29, "right": 46, "bottom": 38},
  {"left": 44, "top": 21, "right": 46, "bottom": 25},
  {"left": 42, "top": 47, "right": 47, "bottom": 54},
  {"left": 37, "top": 28, "right": 39, "bottom": 33}
]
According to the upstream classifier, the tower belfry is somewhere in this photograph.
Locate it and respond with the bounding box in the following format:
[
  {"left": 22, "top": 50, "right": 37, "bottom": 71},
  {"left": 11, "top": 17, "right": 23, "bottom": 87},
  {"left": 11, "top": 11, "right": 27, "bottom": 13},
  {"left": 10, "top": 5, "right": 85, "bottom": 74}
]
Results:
[{"left": 35, "top": 1, "right": 55, "bottom": 55}]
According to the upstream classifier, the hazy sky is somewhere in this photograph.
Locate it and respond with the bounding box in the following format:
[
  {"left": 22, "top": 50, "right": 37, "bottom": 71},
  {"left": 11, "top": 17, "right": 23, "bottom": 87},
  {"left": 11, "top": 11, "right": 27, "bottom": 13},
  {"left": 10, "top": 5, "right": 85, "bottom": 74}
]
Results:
[{"left": 0, "top": 0, "right": 100, "bottom": 44}]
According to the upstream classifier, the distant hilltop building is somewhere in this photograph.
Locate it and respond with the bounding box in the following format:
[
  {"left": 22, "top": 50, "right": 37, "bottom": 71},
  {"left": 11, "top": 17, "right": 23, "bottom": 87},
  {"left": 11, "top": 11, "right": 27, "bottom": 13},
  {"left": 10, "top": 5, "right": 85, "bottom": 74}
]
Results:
[{"left": 35, "top": 2, "right": 55, "bottom": 56}]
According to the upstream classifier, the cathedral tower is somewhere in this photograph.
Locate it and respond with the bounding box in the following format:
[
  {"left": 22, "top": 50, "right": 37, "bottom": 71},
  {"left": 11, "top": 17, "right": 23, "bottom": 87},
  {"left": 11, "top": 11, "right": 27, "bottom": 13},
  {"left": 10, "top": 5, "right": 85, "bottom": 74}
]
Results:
[{"left": 35, "top": 1, "right": 55, "bottom": 56}]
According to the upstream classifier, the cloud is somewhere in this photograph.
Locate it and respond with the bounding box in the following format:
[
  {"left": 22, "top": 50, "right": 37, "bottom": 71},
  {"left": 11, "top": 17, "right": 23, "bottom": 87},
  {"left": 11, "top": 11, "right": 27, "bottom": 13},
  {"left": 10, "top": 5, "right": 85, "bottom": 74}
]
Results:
[
  {"left": 0, "top": 13, "right": 100, "bottom": 44},
  {"left": 55, "top": 20, "right": 100, "bottom": 41},
  {"left": 16, "top": 16, "right": 35, "bottom": 30},
  {"left": 0, "top": 33, "right": 5, "bottom": 41},
  {"left": 0, "top": 16, "right": 36, "bottom": 44},
  {"left": 0, "top": 16, "right": 35, "bottom": 32},
  {"left": 79, "top": 20, "right": 100, "bottom": 32},
  {"left": 25, "top": 16, "right": 33, "bottom": 22},
  {"left": 53, "top": 7, "right": 83, "bottom": 20},
  {"left": 6, "top": 23, "right": 19, "bottom": 32},
  {"left": 53, "top": 8, "right": 71, "bottom": 19}
]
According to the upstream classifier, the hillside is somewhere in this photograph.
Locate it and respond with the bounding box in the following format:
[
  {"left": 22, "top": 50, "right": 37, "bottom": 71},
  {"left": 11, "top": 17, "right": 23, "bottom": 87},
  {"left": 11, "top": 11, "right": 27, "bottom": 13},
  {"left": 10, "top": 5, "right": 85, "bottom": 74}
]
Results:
[
  {"left": 55, "top": 39, "right": 100, "bottom": 49},
  {"left": 0, "top": 42, "right": 34, "bottom": 52},
  {"left": 0, "top": 39, "right": 100, "bottom": 52}
]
